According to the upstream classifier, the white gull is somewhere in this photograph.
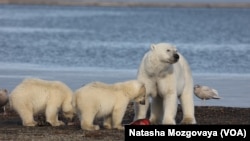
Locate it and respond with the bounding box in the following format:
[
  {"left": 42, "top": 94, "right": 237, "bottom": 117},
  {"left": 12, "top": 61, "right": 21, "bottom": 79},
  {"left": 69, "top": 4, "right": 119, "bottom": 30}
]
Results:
[
  {"left": 0, "top": 89, "right": 8, "bottom": 115},
  {"left": 194, "top": 84, "right": 221, "bottom": 106}
]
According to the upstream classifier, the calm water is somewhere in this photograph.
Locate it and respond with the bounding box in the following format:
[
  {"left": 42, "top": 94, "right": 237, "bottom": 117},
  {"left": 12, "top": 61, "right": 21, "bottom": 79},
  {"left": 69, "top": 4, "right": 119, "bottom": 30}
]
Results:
[
  {"left": 0, "top": 4, "right": 250, "bottom": 74},
  {"left": 0, "top": 4, "right": 250, "bottom": 108}
]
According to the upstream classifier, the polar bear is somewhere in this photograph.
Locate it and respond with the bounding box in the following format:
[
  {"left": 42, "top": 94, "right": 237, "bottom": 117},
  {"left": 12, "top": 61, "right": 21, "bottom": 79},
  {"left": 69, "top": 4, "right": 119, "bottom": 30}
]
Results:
[
  {"left": 133, "top": 43, "right": 196, "bottom": 125},
  {"left": 9, "top": 78, "right": 75, "bottom": 126},
  {"left": 74, "top": 80, "right": 146, "bottom": 131}
]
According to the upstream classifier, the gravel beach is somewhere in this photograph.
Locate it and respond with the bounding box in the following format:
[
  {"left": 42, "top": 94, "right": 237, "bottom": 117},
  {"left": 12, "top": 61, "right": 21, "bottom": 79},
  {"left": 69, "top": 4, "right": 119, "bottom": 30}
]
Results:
[{"left": 1, "top": 103, "right": 249, "bottom": 141}]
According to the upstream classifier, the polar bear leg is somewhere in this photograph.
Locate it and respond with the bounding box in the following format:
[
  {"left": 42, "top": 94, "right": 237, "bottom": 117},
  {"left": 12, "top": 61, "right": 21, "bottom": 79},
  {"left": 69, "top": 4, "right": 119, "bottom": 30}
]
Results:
[
  {"left": 45, "top": 106, "right": 65, "bottom": 126},
  {"left": 80, "top": 112, "right": 100, "bottom": 131},
  {"left": 133, "top": 96, "right": 150, "bottom": 120},
  {"left": 14, "top": 103, "right": 37, "bottom": 126},
  {"left": 19, "top": 110, "right": 37, "bottom": 126},
  {"left": 103, "top": 115, "right": 112, "bottom": 129},
  {"left": 134, "top": 80, "right": 156, "bottom": 121},
  {"left": 149, "top": 96, "right": 163, "bottom": 124},
  {"left": 161, "top": 94, "right": 178, "bottom": 124},
  {"left": 179, "top": 91, "right": 196, "bottom": 124},
  {"left": 111, "top": 105, "right": 128, "bottom": 130}
]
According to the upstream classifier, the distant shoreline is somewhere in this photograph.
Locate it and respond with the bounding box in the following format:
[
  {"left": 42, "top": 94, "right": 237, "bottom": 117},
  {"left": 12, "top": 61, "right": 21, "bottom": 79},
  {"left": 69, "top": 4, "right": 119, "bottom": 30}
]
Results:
[{"left": 1, "top": 0, "right": 250, "bottom": 8}]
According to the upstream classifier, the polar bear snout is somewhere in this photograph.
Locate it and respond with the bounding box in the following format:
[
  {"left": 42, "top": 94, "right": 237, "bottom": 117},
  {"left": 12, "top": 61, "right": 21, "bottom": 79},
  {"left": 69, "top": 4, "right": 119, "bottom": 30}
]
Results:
[
  {"left": 62, "top": 105, "right": 77, "bottom": 121},
  {"left": 63, "top": 111, "right": 75, "bottom": 121},
  {"left": 135, "top": 95, "right": 145, "bottom": 105},
  {"left": 168, "top": 53, "right": 179, "bottom": 64},
  {"left": 134, "top": 84, "right": 146, "bottom": 105},
  {"left": 139, "top": 99, "right": 145, "bottom": 105},
  {"left": 173, "top": 53, "right": 179, "bottom": 61}
]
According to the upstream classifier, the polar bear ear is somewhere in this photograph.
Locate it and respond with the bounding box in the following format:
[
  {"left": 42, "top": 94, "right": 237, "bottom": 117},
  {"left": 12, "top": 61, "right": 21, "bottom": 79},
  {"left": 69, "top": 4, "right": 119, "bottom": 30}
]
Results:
[{"left": 150, "top": 44, "right": 156, "bottom": 51}]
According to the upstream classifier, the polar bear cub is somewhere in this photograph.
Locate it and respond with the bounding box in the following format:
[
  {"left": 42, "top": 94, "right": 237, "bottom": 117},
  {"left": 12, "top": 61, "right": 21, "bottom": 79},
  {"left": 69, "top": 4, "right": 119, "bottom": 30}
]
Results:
[
  {"left": 9, "top": 78, "right": 75, "bottom": 126},
  {"left": 74, "top": 80, "right": 146, "bottom": 131},
  {"left": 134, "top": 43, "right": 196, "bottom": 125}
]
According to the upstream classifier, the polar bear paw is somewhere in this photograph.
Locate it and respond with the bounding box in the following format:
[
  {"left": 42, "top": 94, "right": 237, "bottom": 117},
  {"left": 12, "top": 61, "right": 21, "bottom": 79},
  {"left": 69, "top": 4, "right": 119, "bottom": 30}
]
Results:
[
  {"left": 49, "top": 120, "right": 65, "bottom": 126},
  {"left": 82, "top": 125, "right": 100, "bottom": 131},
  {"left": 103, "top": 124, "right": 112, "bottom": 129},
  {"left": 23, "top": 121, "right": 38, "bottom": 126},
  {"left": 113, "top": 125, "right": 124, "bottom": 130},
  {"left": 181, "top": 117, "right": 196, "bottom": 124},
  {"left": 162, "top": 119, "right": 176, "bottom": 125}
]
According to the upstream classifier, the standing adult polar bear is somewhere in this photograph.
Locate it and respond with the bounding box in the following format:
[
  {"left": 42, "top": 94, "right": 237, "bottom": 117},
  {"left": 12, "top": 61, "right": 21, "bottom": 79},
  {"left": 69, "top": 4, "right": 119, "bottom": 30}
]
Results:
[{"left": 134, "top": 43, "right": 196, "bottom": 124}]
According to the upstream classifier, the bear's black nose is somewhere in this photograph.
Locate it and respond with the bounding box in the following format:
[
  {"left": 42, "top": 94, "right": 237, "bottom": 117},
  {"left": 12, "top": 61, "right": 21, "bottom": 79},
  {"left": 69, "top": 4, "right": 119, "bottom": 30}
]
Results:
[{"left": 174, "top": 54, "right": 179, "bottom": 60}]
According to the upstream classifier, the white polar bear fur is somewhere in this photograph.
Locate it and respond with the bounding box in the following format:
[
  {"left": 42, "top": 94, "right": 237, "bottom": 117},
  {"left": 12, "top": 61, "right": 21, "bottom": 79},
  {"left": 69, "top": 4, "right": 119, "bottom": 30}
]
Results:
[
  {"left": 134, "top": 43, "right": 196, "bottom": 124},
  {"left": 9, "top": 78, "right": 75, "bottom": 126},
  {"left": 74, "top": 80, "right": 146, "bottom": 131}
]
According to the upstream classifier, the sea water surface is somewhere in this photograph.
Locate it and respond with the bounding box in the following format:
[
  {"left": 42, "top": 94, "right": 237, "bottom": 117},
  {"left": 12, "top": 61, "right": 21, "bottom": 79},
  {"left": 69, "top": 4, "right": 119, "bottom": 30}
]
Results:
[{"left": 0, "top": 4, "right": 249, "bottom": 107}]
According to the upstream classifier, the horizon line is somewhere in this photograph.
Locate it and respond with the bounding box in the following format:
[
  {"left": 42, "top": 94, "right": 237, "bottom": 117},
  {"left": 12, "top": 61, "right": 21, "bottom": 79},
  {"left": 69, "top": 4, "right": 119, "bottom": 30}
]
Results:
[{"left": 1, "top": 0, "right": 250, "bottom": 8}]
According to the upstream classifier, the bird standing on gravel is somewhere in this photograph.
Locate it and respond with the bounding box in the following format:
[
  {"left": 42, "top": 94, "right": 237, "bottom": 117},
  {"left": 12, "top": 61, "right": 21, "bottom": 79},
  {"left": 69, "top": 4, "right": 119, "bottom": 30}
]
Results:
[
  {"left": 194, "top": 84, "right": 220, "bottom": 106},
  {"left": 0, "top": 89, "right": 8, "bottom": 115}
]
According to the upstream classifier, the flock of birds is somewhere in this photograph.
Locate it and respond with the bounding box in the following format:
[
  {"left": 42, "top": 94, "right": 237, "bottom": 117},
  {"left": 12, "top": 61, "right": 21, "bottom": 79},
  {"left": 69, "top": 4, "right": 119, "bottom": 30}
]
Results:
[{"left": 0, "top": 84, "right": 220, "bottom": 115}]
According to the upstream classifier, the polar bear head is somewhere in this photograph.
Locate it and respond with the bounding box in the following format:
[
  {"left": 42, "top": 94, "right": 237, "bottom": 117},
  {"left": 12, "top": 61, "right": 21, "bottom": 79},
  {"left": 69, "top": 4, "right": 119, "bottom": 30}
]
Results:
[
  {"left": 151, "top": 43, "right": 179, "bottom": 64},
  {"left": 62, "top": 96, "right": 76, "bottom": 121},
  {"left": 128, "top": 81, "right": 146, "bottom": 105},
  {"left": 119, "top": 80, "right": 146, "bottom": 105},
  {"left": 62, "top": 103, "right": 76, "bottom": 120}
]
